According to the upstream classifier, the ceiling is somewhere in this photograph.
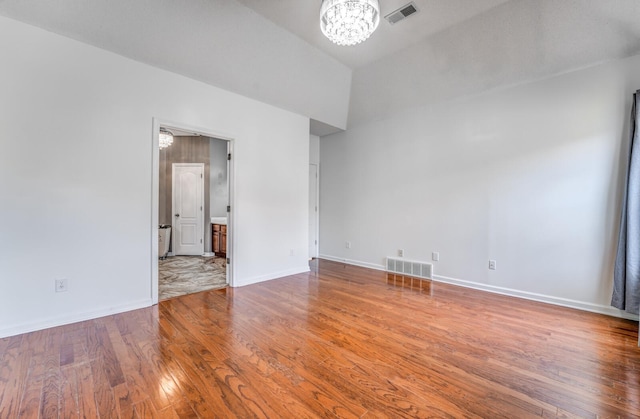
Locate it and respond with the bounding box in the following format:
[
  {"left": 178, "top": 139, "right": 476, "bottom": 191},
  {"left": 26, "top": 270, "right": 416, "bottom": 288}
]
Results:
[
  {"left": 236, "top": 0, "right": 511, "bottom": 69},
  {"left": 2, "top": 0, "right": 640, "bottom": 135}
]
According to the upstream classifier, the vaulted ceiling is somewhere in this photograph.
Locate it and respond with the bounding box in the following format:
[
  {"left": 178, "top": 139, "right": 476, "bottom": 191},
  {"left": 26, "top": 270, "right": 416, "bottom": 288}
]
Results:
[
  {"left": 236, "top": 0, "right": 510, "bottom": 69},
  {"left": 2, "top": 1, "right": 640, "bottom": 134}
]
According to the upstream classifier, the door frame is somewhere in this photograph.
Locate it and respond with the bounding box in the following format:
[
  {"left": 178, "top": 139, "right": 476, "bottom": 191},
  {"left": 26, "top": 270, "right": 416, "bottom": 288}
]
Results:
[
  {"left": 151, "top": 118, "right": 236, "bottom": 304},
  {"left": 309, "top": 163, "right": 319, "bottom": 259},
  {"left": 171, "top": 163, "right": 205, "bottom": 256}
]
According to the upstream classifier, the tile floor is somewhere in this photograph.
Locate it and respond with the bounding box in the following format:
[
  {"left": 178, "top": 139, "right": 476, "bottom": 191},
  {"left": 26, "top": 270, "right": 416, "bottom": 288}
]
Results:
[{"left": 158, "top": 255, "right": 227, "bottom": 300}]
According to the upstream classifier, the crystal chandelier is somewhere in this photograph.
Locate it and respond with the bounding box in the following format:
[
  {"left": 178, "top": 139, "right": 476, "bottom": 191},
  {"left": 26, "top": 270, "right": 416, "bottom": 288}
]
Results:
[
  {"left": 320, "top": 0, "right": 380, "bottom": 46},
  {"left": 159, "top": 128, "right": 174, "bottom": 149}
]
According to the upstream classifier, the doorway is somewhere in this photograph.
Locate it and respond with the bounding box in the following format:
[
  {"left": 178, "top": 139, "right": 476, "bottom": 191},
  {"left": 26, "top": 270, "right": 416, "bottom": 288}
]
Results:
[
  {"left": 151, "top": 120, "right": 233, "bottom": 303},
  {"left": 309, "top": 163, "right": 319, "bottom": 259}
]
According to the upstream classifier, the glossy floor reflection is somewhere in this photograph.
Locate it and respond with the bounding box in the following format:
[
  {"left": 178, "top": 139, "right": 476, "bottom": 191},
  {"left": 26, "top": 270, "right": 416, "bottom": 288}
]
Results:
[{"left": 0, "top": 259, "right": 638, "bottom": 417}]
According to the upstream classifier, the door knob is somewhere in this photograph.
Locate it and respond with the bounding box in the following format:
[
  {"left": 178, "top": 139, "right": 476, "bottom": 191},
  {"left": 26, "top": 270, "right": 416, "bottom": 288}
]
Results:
[{"left": 175, "top": 214, "right": 180, "bottom": 217}]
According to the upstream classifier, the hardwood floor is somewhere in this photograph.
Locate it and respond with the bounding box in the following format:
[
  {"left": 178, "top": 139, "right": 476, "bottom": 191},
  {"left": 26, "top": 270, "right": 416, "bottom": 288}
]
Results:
[{"left": 1, "top": 259, "right": 639, "bottom": 418}]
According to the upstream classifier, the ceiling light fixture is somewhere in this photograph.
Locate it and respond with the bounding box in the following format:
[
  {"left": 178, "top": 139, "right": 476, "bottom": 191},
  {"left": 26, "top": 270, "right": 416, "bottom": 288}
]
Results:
[
  {"left": 320, "top": 0, "right": 380, "bottom": 46},
  {"left": 159, "top": 128, "right": 174, "bottom": 149}
]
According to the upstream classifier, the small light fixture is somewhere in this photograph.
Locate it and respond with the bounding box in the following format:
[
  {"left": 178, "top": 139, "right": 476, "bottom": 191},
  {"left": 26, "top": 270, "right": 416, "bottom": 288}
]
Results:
[
  {"left": 320, "top": 0, "right": 380, "bottom": 46},
  {"left": 159, "top": 128, "right": 174, "bottom": 149}
]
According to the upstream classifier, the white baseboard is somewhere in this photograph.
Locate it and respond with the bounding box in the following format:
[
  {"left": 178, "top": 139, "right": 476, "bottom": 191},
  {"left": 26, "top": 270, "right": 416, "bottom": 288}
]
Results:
[
  {"left": 431, "top": 273, "right": 638, "bottom": 321},
  {"left": 318, "top": 255, "right": 639, "bottom": 321},
  {"left": 0, "top": 299, "right": 154, "bottom": 338},
  {"left": 319, "top": 254, "right": 387, "bottom": 271},
  {"left": 233, "top": 265, "right": 311, "bottom": 288}
]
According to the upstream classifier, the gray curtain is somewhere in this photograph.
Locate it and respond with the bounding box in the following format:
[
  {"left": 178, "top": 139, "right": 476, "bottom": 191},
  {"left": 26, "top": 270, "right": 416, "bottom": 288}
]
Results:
[{"left": 612, "top": 91, "right": 640, "bottom": 314}]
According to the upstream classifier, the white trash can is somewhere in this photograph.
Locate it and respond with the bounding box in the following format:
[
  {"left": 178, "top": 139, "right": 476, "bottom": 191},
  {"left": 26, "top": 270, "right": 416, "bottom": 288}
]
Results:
[{"left": 159, "top": 225, "right": 171, "bottom": 259}]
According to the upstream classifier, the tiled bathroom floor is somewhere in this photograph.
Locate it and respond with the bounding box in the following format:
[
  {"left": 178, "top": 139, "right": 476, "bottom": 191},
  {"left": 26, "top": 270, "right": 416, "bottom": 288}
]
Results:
[{"left": 158, "top": 255, "right": 227, "bottom": 300}]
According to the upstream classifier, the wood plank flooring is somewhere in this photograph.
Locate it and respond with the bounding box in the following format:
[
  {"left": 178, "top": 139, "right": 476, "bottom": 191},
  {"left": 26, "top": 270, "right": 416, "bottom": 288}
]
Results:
[{"left": 1, "top": 259, "right": 639, "bottom": 418}]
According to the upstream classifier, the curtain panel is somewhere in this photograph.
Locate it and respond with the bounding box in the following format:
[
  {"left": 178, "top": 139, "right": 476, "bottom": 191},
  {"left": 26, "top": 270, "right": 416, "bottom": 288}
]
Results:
[{"left": 613, "top": 91, "right": 640, "bottom": 315}]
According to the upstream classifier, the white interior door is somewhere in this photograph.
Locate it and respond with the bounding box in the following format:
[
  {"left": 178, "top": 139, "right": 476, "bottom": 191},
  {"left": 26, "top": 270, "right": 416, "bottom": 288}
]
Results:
[
  {"left": 309, "top": 164, "right": 318, "bottom": 259},
  {"left": 172, "top": 163, "right": 204, "bottom": 256}
]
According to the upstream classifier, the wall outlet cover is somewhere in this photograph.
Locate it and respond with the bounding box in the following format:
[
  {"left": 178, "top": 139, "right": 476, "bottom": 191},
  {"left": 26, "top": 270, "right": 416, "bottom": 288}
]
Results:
[{"left": 55, "top": 279, "right": 68, "bottom": 292}]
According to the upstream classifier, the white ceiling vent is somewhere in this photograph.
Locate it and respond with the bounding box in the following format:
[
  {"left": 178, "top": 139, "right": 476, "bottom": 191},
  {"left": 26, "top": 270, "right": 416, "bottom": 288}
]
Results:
[{"left": 384, "top": 2, "right": 419, "bottom": 25}]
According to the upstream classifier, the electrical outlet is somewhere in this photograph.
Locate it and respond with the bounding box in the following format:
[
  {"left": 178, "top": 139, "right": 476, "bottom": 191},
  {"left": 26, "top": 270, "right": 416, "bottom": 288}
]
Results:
[
  {"left": 398, "top": 249, "right": 404, "bottom": 257},
  {"left": 55, "top": 279, "right": 68, "bottom": 292},
  {"left": 345, "top": 241, "right": 351, "bottom": 249},
  {"left": 489, "top": 260, "right": 496, "bottom": 270},
  {"left": 432, "top": 252, "right": 440, "bottom": 261}
]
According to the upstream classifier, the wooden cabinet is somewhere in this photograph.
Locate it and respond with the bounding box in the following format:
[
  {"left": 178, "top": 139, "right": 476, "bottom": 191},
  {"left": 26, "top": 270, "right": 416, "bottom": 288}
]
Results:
[
  {"left": 212, "top": 223, "right": 227, "bottom": 257},
  {"left": 221, "top": 227, "right": 227, "bottom": 256},
  {"left": 212, "top": 224, "right": 223, "bottom": 256}
]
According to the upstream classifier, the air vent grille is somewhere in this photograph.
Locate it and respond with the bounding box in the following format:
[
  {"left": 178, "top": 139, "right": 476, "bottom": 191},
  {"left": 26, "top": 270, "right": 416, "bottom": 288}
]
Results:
[
  {"left": 401, "top": 4, "right": 417, "bottom": 17},
  {"left": 384, "top": 2, "right": 419, "bottom": 25},
  {"left": 386, "top": 257, "right": 433, "bottom": 279}
]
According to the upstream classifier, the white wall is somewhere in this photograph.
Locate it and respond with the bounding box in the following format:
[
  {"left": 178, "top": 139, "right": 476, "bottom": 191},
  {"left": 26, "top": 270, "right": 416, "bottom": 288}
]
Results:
[
  {"left": 349, "top": 0, "right": 640, "bottom": 128},
  {"left": 310, "top": 135, "right": 320, "bottom": 166},
  {"left": 0, "top": 0, "right": 352, "bottom": 131},
  {"left": 321, "top": 54, "right": 640, "bottom": 318},
  {"left": 0, "top": 16, "right": 310, "bottom": 337}
]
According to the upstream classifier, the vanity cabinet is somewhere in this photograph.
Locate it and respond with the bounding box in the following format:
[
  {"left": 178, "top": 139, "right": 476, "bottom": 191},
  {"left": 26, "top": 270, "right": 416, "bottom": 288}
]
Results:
[{"left": 212, "top": 224, "right": 227, "bottom": 257}]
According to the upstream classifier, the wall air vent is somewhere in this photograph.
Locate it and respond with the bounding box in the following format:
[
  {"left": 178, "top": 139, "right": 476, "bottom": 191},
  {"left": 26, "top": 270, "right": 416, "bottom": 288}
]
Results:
[
  {"left": 386, "top": 257, "right": 433, "bottom": 279},
  {"left": 384, "top": 2, "right": 419, "bottom": 25}
]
